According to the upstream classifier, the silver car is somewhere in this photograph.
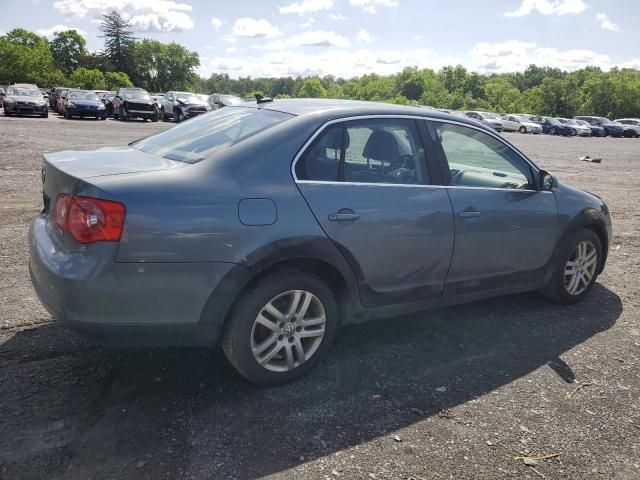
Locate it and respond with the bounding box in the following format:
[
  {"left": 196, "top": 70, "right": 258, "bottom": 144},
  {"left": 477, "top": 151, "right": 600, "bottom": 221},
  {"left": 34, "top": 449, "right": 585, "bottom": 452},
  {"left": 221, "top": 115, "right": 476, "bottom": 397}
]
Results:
[{"left": 502, "top": 115, "right": 542, "bottom": 134}]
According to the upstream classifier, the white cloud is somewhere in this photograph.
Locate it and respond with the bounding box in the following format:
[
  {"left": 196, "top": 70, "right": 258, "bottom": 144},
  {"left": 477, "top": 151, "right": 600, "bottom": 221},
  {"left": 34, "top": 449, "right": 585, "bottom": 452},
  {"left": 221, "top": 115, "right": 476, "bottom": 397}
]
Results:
[
  {"left": 350, "top": 0, "right": 399, "bottom": 14},
  {"left": 223, "top": 34, "right": 237, "bottom": 44},
  {"left": 128, "top": 12, "right": 193, "bottom": 32},
  {"left": 279, "top": 0, "right": 333, "bottom": 14},
  {"left": 505, "top": 0, "right": 587, "bottom": 17},
  {"left": 301, "top": 17, "right": 316, "bottom": 28},
  {"left": 52, "top": 0, "right": 194, "bottom": 32},
  {"left": 330, "top": 13, "right": 347, "bottom": 20},
  {"left": 291, "top": 30, "right": 350, "bottom": 47},
  {"left": 470, "top": 40, "right": 611, "bottom": 73},
  {"left": 232, "top": 17, "right": 283, "bottom": 38},
  {"left": 210, "top": 17, "right": 223, "bottom": 30},
  {"left": 36, "top": 24, "right": 87, "bottom": 38},
  {"left": 596, "top": 13, "right": 618, "bottom": 31},
  {"left": 413, "top": 34, "right": 423, "bottom": 40},
  {"left": 357, "top": 29, "right": 374, "bottom": 43},
  {"left": 200, "top": 47, "right": 455, "bottom": 79}
]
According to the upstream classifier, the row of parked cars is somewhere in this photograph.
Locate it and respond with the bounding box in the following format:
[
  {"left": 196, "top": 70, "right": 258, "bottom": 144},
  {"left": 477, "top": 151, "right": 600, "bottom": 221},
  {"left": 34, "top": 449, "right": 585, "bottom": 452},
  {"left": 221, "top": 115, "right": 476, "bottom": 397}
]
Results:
[
  {"left": 426, "top": 108, "right": 640, "bottom": 138},
  {"left": 45, "top": 86, "right": 245, "bottom": 122}
]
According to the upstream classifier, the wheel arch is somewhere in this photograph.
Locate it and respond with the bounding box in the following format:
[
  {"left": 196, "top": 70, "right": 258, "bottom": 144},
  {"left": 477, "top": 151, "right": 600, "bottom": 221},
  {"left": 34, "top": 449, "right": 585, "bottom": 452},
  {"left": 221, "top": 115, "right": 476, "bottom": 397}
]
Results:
[
  {"left": 198, "top": 236, "right": 360, "bottom": 345},
  {"left": 560, "top": 208, "right": 609, "bottom": 273}
]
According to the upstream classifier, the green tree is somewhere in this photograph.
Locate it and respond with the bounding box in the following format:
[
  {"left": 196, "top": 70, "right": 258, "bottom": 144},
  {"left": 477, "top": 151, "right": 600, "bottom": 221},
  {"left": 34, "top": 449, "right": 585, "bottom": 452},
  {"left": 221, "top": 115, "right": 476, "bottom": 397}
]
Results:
[
  {"left": 483, "top": 77, "right": 522, "bottom": 113},
  {"left": 133, "top": 39, "right": 199, "bottom": 92},
  {"left": 50, "top": 30, "right": 86, "bottom": 74},
  {"left": 104, "top": 71, "right": 133, "bottom": 89},
  {"left": 99, "top": 10, "right": 136, "bottom": 77},
  {"left": 68, "top": 67, "right": 106, "bottom": 89},
  {"left": 0, "top": 29, "right": 56, "bottom": 85},
  {"left": 297, "top": 77, "right": 327, "bottom": 98}
]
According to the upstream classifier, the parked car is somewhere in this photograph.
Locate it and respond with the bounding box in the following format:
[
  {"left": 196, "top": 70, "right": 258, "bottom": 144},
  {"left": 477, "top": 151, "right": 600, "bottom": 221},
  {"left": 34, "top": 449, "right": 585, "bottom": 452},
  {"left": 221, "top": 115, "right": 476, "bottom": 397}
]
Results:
[
  {"left": 502, "top": 115, "right": 542, "bottom": 134},
  {"left": 530, "top": 116, "right": 575, "bottom": 136},
  {"left": 208, "top": 93, "right": 244, "bottom": 110},
  {"left": 3, "top": 84, "right": 48, "bottom": 117},
  {"left": 557, "top": 118, "right": 590, "bottom": 137},
  {"left": 49, "top": 87, "right": 65, "bottom": 110},
  {"left": 63, "top": 89, "right": 107, "bottom": 120},
  {"left": 465, "top": 111, "right": 504, "bottom": 132},
  {"left": 102, "top": 92, "right": 116, "bottom": 116},
  {"left": 613, "top": 119, "right": 640, "bottom": 138},
  {"left": 93, "top": 90, "right": 110, "bottom": 100},
  {"left": 150, "top": 93, "right": 165, "bottom": 112},
  {"left": 575, "top": 119, "right": 605, "bottom": 137},
  {"left": 112, "top": 87, "right": 159, "bottom": 122},
  {"left": 0, "top": 87, "right": 5, "bottom": 106},
  {"left": 574, "top": 116, "right": 624, "bottom": 137},
  {"left": 29, "top": 99, "right": 612, "bottom": 385},
  {"left": 161, "top": 91, "right": 211, "bottom": 122},
  {"left": 55, "top": 89, "right": 69, "bottom": 115}
]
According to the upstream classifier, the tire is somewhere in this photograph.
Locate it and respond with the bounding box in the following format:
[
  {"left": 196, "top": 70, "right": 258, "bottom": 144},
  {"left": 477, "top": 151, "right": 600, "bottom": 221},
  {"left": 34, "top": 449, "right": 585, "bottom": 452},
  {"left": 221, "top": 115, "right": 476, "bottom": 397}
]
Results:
[
  {"left": 151, "top": 112, "right": 159, "bottom": 122},
  {"left": 113, "top": 111, "right": 119, "bottom": 120},
  {"left": 42, "top": 111, "right": 48, "bottom": 118},
  {"left": 571, "top": 129, "right": 577, "bottom": 136},
  {"left": 222, "top": 271, "right": 338, "bottom": 386},
  {"left": 542, "top": 228, "right": 602, "bottom": 305},
  {"left": 519, "top": 126, "right": 527, "bottom": 134},
  {"left": 4, "top": 110, "right": 11, "bottom": 116},
  {"left": 64, "top": 109, "right": 70, "bottom": 119},
  {"left": 162, "top": 108, "right": 170, "bottom": 122},
  {"left": 550, "top": 128, "right": 557, "bottom": 136},
  {"left": 175, "top": 110, "right": 183, "bottom": 123}
]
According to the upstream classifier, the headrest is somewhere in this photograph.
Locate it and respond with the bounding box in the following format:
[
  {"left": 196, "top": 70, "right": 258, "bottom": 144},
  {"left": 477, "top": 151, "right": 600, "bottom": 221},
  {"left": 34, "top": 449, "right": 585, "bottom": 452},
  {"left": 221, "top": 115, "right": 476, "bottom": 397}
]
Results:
[{"left": 362, "top": 129, "right": 400, "bottom": 160}]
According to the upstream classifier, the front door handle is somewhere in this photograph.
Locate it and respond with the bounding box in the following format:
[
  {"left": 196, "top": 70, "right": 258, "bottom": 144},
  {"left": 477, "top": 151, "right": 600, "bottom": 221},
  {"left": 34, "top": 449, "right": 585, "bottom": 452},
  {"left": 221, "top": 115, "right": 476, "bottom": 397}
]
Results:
[
  {"left": 329, "top": 213, "right": 360, "bottom": 222},
  {"left": 329, "top": 209, "right": 360, "bottom": 222},
  {"left": 458, "top": 210, "right": 481, "bottom": 218}
]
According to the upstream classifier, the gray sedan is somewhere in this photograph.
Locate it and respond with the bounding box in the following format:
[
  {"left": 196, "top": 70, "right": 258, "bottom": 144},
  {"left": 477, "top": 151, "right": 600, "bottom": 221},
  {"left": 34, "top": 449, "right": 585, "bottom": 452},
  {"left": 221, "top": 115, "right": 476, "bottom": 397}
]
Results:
[{"left": 29, "top": 99, "right": 612, "bottom": 385}]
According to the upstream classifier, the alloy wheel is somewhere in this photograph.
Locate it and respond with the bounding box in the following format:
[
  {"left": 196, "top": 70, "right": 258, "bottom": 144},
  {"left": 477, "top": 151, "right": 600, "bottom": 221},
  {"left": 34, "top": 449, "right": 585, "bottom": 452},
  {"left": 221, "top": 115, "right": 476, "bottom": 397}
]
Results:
[
  {"left": 250, "top": 290, "right": 326, "bottom": 372},
  {"left": 564, "top": 240, "right": 598, "bottom": 296}
]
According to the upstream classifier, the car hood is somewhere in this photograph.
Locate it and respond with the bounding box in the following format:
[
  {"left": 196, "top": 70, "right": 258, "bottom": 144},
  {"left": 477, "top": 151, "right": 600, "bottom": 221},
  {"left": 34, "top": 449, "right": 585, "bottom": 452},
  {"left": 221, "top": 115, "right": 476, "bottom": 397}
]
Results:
[
  {"left": 7, "top": 95, "right": 43, "bottom": 102},
  {"left": 123, "top": 97, "right": 153, "bottom": 104},
  {"left": 178, "top": 99, "right": 209, "bottom": 107},
  {"left": 44, "top": 146, "right": 188, "bottom": 179},
  {"left": 69, "top": 99, "right": 102, "bottom": 106}
]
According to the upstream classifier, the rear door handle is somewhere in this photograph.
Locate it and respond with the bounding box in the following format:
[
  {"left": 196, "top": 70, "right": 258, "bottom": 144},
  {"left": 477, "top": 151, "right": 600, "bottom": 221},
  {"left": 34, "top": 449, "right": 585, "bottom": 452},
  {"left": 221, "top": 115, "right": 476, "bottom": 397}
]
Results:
[
  {"left": 328, "top": 213, "right": 360, "bottom": 222},
  {"left": 458, "top": 210, "right": 481, "bottom": 218}
]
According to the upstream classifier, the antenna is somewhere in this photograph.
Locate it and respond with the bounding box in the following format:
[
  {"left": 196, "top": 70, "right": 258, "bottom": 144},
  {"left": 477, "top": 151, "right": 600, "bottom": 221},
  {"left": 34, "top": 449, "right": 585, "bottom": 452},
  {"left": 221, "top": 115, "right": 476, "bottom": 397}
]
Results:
[{"left": 255, "top": 93, "right": 273, "bottom": 104}]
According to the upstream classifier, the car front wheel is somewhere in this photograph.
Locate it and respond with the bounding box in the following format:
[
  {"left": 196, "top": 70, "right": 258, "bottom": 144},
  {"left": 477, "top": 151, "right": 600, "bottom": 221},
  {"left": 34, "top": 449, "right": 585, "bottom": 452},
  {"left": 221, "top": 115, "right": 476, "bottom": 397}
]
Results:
[
  {"left": 222, "top": 271, "right": 337, "bottom": 385},
  {"left": 519, "top": 126, "right": 527, "bottom": 134},
  {"left": 542, "top": 228, "right": 602, "bottom": 305}
]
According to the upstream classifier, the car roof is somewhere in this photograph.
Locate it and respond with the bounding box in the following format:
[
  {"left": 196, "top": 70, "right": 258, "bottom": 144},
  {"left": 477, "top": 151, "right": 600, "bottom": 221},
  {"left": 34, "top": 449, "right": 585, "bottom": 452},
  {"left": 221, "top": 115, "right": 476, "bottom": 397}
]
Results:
[{"left": 248, "top": 98, "right": 486, "bottom": 128}]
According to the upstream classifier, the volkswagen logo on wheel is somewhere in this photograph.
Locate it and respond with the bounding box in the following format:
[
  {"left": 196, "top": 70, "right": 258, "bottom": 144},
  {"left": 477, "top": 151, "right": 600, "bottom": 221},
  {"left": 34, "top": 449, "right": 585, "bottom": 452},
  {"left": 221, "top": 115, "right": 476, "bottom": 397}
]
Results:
[{"left": 283, "top": 323, "right": 295, "bottom": 336}]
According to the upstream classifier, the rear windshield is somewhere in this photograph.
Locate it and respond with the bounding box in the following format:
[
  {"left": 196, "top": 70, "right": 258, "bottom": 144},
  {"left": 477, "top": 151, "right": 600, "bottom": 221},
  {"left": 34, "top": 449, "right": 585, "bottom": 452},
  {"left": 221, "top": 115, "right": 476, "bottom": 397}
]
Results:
[
  {"left": 131, "top": 107, "right": 292, "bottom": 164},
  {"left": 70, "top": 91, "right": 99, "bottom": 100}
]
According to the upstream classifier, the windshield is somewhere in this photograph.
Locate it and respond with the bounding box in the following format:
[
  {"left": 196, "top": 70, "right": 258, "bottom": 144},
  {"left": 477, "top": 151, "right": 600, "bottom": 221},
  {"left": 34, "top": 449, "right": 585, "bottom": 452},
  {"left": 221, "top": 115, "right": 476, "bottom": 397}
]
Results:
[
  {"left": 482, "top": 112, "right": 500, "bottom": 119},
  {"left": 123, "top": 90, "right": 151, "bottom": 101},
  {"left": 8, "top": 87, "right": 41, "bottom": 97},
  {"left": 131, "top": 107, "right": 292, "bottom": 164},
  {"left": 70, "top": 91, "right": 99, "bottom": 101}
]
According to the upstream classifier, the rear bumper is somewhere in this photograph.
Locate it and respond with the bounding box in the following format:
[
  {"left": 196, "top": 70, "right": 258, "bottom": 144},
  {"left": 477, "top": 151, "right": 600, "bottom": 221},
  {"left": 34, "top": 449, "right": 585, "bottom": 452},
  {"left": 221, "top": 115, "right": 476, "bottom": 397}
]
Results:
[{"left": 29, "top": 216, "right": 244, "bottom": 347}]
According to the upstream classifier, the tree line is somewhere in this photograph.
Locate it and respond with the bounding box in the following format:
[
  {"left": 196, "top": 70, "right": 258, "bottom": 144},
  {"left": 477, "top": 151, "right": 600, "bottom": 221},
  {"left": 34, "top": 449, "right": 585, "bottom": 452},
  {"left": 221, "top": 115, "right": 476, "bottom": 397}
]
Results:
[{"left": 1, "top": 11, "right": 639, "bottom": 119}]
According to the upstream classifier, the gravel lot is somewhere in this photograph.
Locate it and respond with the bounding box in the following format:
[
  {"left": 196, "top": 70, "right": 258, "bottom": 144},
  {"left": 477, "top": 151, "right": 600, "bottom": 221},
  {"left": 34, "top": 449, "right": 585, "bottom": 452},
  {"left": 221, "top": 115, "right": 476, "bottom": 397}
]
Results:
[{"left": 0, "top": 112, "right": 639, "bottom": 480}]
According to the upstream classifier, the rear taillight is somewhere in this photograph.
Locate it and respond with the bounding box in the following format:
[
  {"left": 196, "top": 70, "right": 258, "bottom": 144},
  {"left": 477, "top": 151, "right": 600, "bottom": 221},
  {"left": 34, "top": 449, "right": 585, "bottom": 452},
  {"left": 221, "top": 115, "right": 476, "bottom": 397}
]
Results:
[{"left": 54, "top": 194, "right": 125, "bottom": 244}]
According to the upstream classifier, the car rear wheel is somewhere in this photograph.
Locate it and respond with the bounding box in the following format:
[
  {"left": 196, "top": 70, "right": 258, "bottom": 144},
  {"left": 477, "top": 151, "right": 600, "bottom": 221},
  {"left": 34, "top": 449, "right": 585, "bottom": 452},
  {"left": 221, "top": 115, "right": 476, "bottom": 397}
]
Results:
[
  {"left": 175, "top": 110, "right": 183, "bottom": 123},
  {"left": 542, "top": 228, "right": 602, "bottom": 305},
  {"left": 222, "top": 271, "right": 337, "bottom": 386},
  {"left": 519, "top": 126, "right": 527, "bottom": 134},
  {"left": 550, "top": 127, "right": 557, "bottom": 135}
]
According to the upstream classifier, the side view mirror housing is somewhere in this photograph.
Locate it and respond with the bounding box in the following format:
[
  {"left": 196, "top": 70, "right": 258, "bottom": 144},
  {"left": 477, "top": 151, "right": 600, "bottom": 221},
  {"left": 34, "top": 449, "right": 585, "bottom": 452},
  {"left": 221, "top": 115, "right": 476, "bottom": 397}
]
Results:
[{"left": 539, "top": 170, "right": 557, "bottom": 191}]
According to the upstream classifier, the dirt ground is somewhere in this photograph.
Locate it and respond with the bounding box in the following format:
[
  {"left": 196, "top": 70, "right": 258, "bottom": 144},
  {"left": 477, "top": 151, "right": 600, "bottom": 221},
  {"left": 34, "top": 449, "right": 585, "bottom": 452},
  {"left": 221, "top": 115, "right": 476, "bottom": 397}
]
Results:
[{"left": 0, "top": 112, "right": 639, "bottom": 480}]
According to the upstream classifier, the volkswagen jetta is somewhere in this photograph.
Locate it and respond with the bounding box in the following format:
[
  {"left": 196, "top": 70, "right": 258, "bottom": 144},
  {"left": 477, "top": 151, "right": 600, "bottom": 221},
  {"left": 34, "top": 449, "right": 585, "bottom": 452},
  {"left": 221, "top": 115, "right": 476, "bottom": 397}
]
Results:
[{"left": 29, "top": 99, "right": 612, "bottom": 385}]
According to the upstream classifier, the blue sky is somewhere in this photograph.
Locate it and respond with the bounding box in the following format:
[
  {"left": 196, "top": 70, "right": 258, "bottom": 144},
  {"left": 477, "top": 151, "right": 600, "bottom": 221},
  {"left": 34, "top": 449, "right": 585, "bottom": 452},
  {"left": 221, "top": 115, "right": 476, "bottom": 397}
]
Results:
[{"left": 1, "top": 0, "right": 639, "bottom": 78}]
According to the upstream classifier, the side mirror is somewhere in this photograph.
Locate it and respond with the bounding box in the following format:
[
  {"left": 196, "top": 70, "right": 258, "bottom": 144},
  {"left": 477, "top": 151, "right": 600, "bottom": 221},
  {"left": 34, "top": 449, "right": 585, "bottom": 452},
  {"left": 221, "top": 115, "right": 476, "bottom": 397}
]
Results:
[{"left": 539, "top": 170, "right": 557, "bottom": 191}]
